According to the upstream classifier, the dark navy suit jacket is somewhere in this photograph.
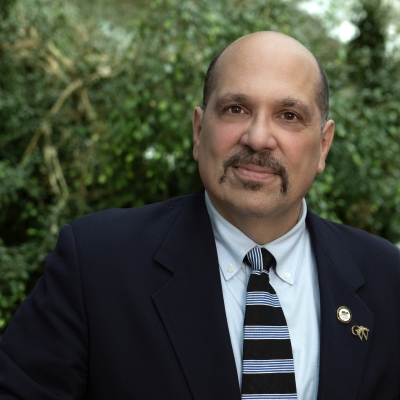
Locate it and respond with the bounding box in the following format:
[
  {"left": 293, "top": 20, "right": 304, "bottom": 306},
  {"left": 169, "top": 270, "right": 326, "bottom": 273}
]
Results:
[{"left": 0, "top": 191, "right": 399, "bottom": 399}]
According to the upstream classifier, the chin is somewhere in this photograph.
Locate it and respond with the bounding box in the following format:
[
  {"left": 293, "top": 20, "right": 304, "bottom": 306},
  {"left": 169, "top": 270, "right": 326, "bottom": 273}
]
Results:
[{"left": 229, "top": 195, "right": 282, "bottom": 217}]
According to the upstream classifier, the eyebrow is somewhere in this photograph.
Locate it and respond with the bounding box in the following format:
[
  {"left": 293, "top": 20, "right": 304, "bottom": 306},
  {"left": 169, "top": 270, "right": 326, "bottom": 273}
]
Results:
[
  {"left": 213, "top": 93, "right": 251, "bottom": 110},
  {"left": 275, "top": 98, "right": 314, "bottom": 118}
]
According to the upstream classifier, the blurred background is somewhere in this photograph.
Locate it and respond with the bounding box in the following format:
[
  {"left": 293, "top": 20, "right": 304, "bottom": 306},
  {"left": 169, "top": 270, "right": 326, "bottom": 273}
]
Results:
[{"left": 0, "top": 0, "right": 399, "bottom": 335}]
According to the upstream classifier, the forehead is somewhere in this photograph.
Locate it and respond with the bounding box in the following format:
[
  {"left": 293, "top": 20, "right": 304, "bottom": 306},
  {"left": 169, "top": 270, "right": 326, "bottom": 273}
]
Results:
[{"left": 212, "top": 35, "right": 320, "bottom": 109}]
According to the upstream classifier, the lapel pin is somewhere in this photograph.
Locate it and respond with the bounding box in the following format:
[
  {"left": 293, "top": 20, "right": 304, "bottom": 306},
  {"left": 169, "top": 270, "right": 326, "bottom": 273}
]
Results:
[
  {"left": 337, "top": 306, "right": 352, "bottom": 324},
  {"left": 352, "top": 325, "right": 369, "bottom": 341}
]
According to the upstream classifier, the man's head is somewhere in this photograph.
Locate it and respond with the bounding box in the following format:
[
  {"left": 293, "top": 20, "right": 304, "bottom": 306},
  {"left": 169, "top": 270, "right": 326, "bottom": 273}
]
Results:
[{"left": 192, "top": 31, "right": 334, "bottom": 242}]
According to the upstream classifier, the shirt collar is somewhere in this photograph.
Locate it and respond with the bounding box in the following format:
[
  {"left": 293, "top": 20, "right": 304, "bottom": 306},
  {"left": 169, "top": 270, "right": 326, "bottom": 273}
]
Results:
[{"left": 205, "top": 191, "right": 308, "bottom": 285}]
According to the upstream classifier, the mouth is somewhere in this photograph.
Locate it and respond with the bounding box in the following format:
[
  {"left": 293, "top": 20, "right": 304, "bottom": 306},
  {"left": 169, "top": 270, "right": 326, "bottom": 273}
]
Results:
[{"left": 233, "top": 164, "right": 278, "bottom": 181}]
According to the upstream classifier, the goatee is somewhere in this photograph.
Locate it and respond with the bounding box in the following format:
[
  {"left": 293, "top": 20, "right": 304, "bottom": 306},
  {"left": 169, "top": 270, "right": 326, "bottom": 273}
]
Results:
[{"left": 218, "top": 146, "right": 288, "bottom": 195}]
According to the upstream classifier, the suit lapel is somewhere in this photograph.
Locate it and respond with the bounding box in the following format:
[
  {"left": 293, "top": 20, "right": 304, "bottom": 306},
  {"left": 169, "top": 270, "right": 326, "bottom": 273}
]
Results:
[
  {"left": 307, "top": 212, "right": 373, "bottom": 400},
  {"left": 152, "top": 191, "right": 240, "bottom": 400}
]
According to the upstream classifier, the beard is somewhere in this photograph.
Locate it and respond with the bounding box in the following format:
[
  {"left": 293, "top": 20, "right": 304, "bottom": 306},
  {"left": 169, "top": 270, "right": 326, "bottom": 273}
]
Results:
[{"left": 218, "top": 146, "right": 289, "bottom": 195}]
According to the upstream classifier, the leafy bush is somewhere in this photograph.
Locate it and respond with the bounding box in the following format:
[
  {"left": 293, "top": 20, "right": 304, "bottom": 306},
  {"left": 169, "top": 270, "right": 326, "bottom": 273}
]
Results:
[{"left": 1, "top": 0, "right": 399, "bottom": 333}]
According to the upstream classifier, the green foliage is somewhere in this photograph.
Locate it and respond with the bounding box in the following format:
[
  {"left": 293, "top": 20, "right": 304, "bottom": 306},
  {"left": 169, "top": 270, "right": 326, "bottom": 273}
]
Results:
[
  {"left": 347, "top": 0, "right": 387, "bottom": 85},
  {"left": 0, "top": 0, "right": 16, "bottom": 21},
  {"left": 307, "top": 0, "right": 400, "bottom": 239},
  {"left": 1, "top": 0, "right": 399, "bottom": 334},
  {"left": 0, "top": 0, "right": 129, "bottom": 331}
]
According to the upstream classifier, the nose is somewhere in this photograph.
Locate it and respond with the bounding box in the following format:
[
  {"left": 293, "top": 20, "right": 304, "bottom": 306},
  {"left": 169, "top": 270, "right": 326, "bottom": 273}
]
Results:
[{"left": 239, "top": 114, "right": 278, "bottom": 152}]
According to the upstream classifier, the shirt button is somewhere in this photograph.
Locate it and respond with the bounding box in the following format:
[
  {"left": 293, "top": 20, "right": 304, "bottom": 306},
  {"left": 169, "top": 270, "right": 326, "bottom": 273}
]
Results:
[
  {"left": 284, "top": 271, "right": 291, "bottom": 278},
  {"left": 227, "top": 265, "right": 234, "bottom": 273}
]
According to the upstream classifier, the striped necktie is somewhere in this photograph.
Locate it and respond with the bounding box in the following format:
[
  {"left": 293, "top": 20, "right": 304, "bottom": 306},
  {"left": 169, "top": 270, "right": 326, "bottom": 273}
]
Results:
[{"left": 241, "top": 247, "right": 297, "bottom": 400}]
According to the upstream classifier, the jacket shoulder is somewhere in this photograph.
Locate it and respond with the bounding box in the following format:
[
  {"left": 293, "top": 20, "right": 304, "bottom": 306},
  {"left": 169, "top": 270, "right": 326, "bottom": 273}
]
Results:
[
  {"left": 61, "top": 194, "right": 201, "bottom": 259},
  {"left": 307, "top": 211, "right": 399, "bottom": 262},
  {"left": 69, "top": 194, "right": 194, "bottom": 231}
]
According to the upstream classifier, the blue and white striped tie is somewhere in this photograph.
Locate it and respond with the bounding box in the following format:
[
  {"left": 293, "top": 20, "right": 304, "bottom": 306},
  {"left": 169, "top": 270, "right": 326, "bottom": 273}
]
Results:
[{"left": 241, "top": 247, "right": 297, "bottom": 400}]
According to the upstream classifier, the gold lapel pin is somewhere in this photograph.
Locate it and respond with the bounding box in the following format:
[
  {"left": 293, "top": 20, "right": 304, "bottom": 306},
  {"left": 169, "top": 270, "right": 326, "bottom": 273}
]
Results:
[
  {"left": 336, "top": 306, "right": 369, "bottom": 341},
  {"left": 337, "top": 306, "right": 352, "bottom": 324},
  {"left": 352, "top": 325, "right": 369, "bottom": 341}
]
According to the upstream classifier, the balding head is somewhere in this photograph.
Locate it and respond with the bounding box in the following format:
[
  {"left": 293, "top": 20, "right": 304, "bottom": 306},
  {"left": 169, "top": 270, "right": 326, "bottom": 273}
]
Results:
[{"left": 202, "top": 32, "right": 329, "bottom": 126}]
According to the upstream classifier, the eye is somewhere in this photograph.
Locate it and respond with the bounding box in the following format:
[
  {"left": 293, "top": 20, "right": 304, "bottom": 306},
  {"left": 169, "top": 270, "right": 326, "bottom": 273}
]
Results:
[
  {"left": 282, "top": 112, "right": 299, "bottom": 121},
  {"left": 227, "top": 106, "right": 244, "bottom": 114}
]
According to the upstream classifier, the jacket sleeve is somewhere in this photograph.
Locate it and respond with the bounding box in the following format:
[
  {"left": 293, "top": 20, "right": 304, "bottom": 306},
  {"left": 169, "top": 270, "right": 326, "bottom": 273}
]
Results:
[{"left": 0, "top": 224, "right": 88, "bottom": 399}]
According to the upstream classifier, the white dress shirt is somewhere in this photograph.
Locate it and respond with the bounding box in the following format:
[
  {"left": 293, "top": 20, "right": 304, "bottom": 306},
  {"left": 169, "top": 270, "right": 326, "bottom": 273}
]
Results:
[{"left": 205, "top": 191, "right": 320, "bottom": 400}]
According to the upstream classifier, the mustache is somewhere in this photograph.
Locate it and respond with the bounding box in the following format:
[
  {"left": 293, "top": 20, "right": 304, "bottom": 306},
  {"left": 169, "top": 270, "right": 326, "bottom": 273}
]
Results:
[{"left": 219, "top": 147, "right": 288, "bottom": 194}]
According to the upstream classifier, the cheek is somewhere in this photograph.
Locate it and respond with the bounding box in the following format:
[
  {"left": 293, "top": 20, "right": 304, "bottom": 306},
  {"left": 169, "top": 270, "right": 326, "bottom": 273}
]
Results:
[
  {"left": 286, "top": 136, "right": 321, "bottom": 164},
  {"left": 200, "top": 125, "right": 240, "bottom": 159}
]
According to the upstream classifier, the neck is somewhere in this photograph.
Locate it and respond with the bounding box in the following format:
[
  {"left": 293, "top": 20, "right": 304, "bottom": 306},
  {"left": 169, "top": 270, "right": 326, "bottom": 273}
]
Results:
[{"left": 213, "top": 201, "right": 303, "bottom": 244}]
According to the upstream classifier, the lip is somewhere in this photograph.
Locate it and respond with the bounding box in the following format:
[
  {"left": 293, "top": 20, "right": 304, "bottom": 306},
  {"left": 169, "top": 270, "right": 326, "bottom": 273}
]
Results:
[{"left": 233, "top": 164, "right": 278, "bottom": 181}]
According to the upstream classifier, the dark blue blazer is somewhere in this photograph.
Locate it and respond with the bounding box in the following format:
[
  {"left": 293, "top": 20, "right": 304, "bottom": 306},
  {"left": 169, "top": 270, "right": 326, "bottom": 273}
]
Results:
[{"left": 0, "top": 191, "right": 399, "bottom": 399}]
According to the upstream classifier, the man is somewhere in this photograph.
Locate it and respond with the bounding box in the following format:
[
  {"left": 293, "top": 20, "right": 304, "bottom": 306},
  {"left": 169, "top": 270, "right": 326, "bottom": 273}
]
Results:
[{"left": 0, "top": 31, "right": 399, "bottom": 400}]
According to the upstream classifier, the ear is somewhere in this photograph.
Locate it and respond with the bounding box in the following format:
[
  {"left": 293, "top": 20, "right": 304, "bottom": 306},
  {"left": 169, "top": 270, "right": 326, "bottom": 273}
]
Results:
[
  {"left": 317, "top": 119, "right": 334, "bottom": 174},
  {"left": 192, "top": 106, "right": 204, "bottom": 161}
]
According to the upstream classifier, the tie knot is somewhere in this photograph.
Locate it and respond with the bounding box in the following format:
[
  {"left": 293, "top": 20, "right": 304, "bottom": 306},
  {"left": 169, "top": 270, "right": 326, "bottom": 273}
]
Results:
[{"left": 246, "top": 247, "right": 275, "bottom": 272}]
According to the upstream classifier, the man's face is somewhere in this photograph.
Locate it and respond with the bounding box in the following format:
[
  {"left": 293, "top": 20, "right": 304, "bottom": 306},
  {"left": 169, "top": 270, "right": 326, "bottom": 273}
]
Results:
[{"left": 193, "top": 33, "right": 334, "bottom": 233}]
